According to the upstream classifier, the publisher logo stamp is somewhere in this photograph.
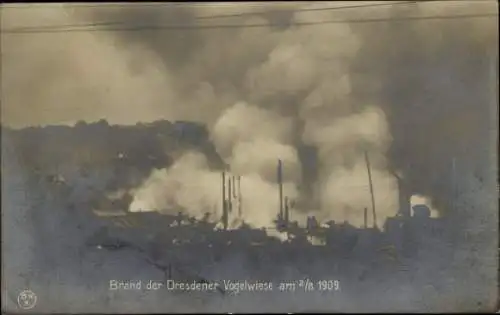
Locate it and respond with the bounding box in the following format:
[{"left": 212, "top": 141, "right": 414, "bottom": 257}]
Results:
[{"left": 17, "top": 290, "right": 37, "bottom": 310}]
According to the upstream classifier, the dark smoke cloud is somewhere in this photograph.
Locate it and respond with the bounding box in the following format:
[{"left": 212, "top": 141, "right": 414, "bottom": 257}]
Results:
[{"left": 349, "top": 1, "right": 498, "bottom": 217}]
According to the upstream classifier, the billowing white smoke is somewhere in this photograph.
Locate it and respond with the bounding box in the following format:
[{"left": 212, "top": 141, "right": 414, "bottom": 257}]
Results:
[
  {"left": 129, "top": 152, "right": 220, "bottom": 216},
  {"left": 410, "top": 194, "right": 439, "bottom": 218},
  {"left": 303, "top": 107, "right": 398, "bottom": 228},
  {"left": 212, "top": 101, "right": 301, "bottom": 184},
  {"left": 3, "top": 2, "right": 494, "bottom": 231},
  {"left": 126, "top": 17, "right": 400, "bottom": 229},
  {"left": 239, "top": 20, "right": 400, "bottom": 227},
  {"left": 2, "top": 2, "right": 497, "bottom": 312},
  {"left": 211, "top": 102, "right": 294, "bottom": 159},
  {"left": 129, "top": 101, "right": 301, "bottom": 229},
  {"left": 129, "top": 150, "right": 298, "bottom": 229},
  {"left": 129, "top": 104, "right": 397, "bottom": 230}
]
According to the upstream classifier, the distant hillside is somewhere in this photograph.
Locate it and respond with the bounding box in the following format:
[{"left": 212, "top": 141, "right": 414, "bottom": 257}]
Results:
[{"left": 2, "top": 119, "right": 225, "bottom": 192}]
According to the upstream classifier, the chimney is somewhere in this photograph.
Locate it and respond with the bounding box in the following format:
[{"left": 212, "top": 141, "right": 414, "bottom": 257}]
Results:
[
  {"left": 222, "top": 171, "right": 225, "bottom": 209},
  {"left": 237, "top": 176, "right": 242, "bottom": 217},
  {"left": 222, "top": 172, "right": 228, "bottom": 230},
  {"left": 228, "top": 176, "right": 232, "bottom": 213},
  {"left": 390, "top": 170, "right": 410, "bottom": 218},
  {"left": 397, "top": 177, "right": 411, "bottom": 218},
  {"left": 364, "top": 207, "right": 367, "bottom": 228},
  {"left": 451, "top": 157, "right": 456, "bottom": 211},
  {"left": 232, "top": 176, "right": 237, "bottom": 198},
  {"left": 278, "top": 159, "right": 284, "bottom": 219},
  {"left": 284, "top": 196, "right": 290, "bottom": 227}
]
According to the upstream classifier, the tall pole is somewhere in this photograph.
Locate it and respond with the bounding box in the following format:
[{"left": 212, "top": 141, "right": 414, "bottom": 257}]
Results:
[
  {"left": 490, "top": 49, "right": 498, "bottom": 222},
  {"left": 222, "top": 172, "right": 227, "bottom": 230},
  {"left": 232, "top": 175, "right": 237, "bottom": 198},
  {"left": 364, "top": 207, "right": 367, "bottom": 229},
  {"left": 390, "top": 170, "right": 410, "bottom": 218},
  {"left": 278, "top": 159, "right": 284, "bottom": 219},
  {"left": 284, "top": 196, "right": 289, "bottom": 227},
  {"left": 222, "top": 171, "right": 225, "bottom": 212},
  {"left": 228, "top": 176, "right": 232, "bottom": 213},
  {"left": 364, "top": 151, "right": 377, "bottom": 229},
  {"left": 238, "top": 176, "right": 242, "bottom": 217},
  {"left": 451, "top": 157, "right": 456, "bottom": 211}
]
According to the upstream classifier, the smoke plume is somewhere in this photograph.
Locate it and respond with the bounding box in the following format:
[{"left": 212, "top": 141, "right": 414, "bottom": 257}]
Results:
[
  {"left": 2, "top": 1, "right": 498, "bottom": 312},
  {"left": 129, "top": 151, "right": 298, "bottom": 229},
  {"left": 1, "top": 1, "right": 497, "bottom": 228}
]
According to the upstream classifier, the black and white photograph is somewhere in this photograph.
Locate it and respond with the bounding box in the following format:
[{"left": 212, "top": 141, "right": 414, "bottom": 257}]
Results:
[{"left": 1, "top": 1, "right": 498, "bottom": 313}]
